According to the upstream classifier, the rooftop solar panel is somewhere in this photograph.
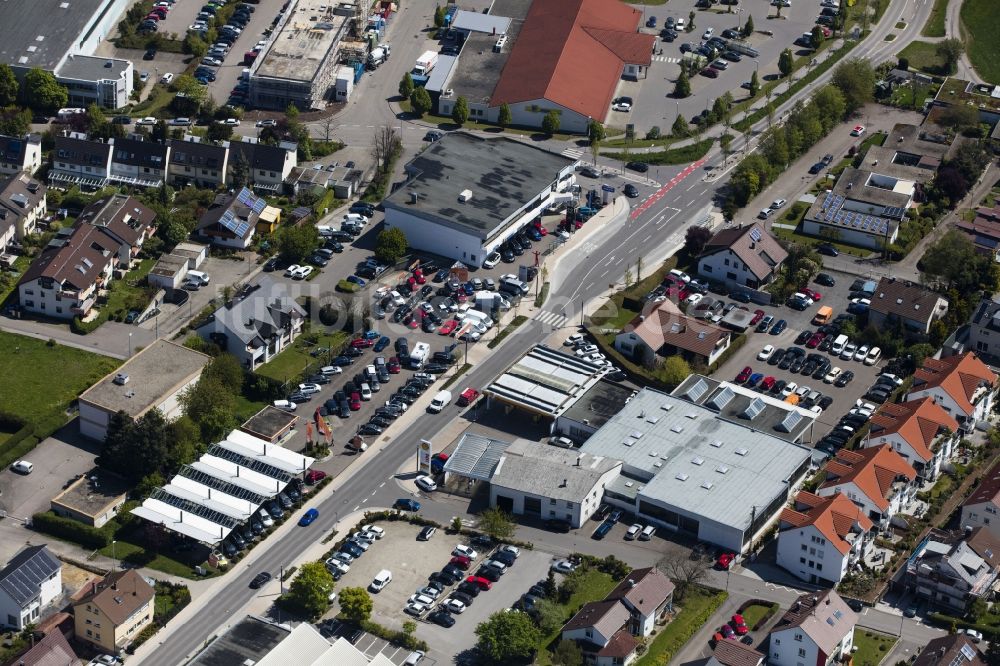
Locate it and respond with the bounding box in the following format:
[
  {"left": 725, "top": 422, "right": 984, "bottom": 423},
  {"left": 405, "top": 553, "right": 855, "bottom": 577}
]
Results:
[
  {"left": 207, "top": 445, "right": 291, "bottom": 483},
  {"left": 151, "top": 488, "right": 238, "bottom": 528}
]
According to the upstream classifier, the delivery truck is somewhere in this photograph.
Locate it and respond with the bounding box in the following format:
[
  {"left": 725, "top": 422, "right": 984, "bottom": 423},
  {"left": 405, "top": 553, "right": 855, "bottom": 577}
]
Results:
[{"left": 412, "top": 50, "right": 438, "bottom": 76}]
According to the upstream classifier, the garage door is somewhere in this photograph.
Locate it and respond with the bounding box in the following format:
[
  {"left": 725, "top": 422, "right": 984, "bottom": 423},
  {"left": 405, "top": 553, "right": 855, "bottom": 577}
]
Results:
[{"left": 496, "top": 495, "right": 514, "bottom": 514}]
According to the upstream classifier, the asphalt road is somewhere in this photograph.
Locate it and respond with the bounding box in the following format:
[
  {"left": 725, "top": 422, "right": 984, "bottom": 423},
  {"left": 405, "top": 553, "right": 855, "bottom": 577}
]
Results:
[{"left": 138, "top": 0, "right": 940, "bottom": 662}]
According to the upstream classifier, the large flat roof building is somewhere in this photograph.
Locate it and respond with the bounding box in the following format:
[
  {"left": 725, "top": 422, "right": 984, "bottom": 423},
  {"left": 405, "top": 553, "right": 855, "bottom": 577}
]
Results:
[
  {"left": 382, "top": 132, "right": 577, "bottom": 267},
  {"left": 580, "top": 388, "right": 813, "bottom": 552},
  {"left": 484, "top": 345, "right": 607, "bottom": 419}
]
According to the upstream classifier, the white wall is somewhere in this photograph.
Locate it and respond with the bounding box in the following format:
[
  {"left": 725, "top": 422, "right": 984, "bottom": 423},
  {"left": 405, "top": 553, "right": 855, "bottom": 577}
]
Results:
[
  {"left": 777, "top": 524, "right": 849, "bottom": 584},
  {"left": 801, "top": 219, "right": 898, "bottom": 250},
  {"left": 961, "top": 502, "right": 1000, "bottom": 541},
  {"left": 79, "top": 403, "right": 112, "bottom": 441},
  {"left": 698, "top": 249, "right": 769, "bottom": 288},
  {"left": 384, "top": 208, "right": 486, "bottom": 267},
  {"left": 769, "top": 628, "right": 821, "bottom": 666}
]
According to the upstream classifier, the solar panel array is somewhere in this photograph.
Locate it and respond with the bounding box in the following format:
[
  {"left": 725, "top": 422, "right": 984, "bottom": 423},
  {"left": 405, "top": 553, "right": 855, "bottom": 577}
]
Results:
[
  {"left": 179, "top": 465, "right": 268, "bottom": 505},
  {"left": 237, "top": 187, "right": 267, "bottom": 214},
  {"left": 207, "top": 445, "right": 292, "bottom": 483},
  {"left": 816, "top": 192, "right": 891, "bottom": 235},
  {"left": 151, "top": 488, "right": 238, "bottom": 528},
  {"left": 749, "top": 227, "right": 762, "bottom": 242},
  {"left": 882, "top": 205, "right": 905, "bottom": 219},
  {"left": 219, "top": 209, "right": 252, "bottom": 238}
]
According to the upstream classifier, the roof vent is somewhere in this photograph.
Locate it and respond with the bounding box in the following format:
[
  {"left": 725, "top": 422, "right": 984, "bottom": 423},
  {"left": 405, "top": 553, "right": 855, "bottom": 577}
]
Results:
[
  {"left": 701, "top": 481, "right": 713, "bottom": 490},
  {"left": 691, "top": 456, "right": 704, "bottom": 465},
  {"left": 710, "top": 440, "right": 723, "bottom": 448},
  {"left": 660, "top": 403, "right": 673, "bottom": 411},
  {"left": 675, "top": 472, "right": 688, "bottom": 481},
  {"left": 458, "top": 188, "right": 473, "bottom": 202},
  {"left": 716, "top": 465, "right": 729, "bottom": 474},
  {"left": 735, "top": 447, "right": 748, "bottom": 456},
  {"left": 896, "top": 298, "right": 903, "bottom": 305},
  {"left": 113, "top": 373, "right": 129, "bottom": 385},
  {"left": 670, "top": 425, "right": 684, "bottom": 433}
]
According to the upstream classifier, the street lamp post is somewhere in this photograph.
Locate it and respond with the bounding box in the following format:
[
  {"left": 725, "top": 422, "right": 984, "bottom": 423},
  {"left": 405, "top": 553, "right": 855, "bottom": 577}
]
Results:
[
  {"left": 128, "top": 333, "right": 132, "bottom": 357},
  {"left": 112, "top": 540, "right": 117, "bottom": 571}
]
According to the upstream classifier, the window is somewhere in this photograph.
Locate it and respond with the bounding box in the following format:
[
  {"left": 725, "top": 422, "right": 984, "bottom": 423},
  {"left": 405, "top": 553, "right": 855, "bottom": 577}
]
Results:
[
  {"left": 585, "top": 629, "right": 593, "bottom": 638},
  {"left": 816, "top": 563, "right": 823, "bottom": 571},
  {"left": 727, "top": 272, "right": 737, "bottom": 280},
  {"left": 801, "top": 544, "right": 807, "bottom": 551},
  {"left": 800, "top": 557, "right": 806, "bottom": 564},
  {"left": 794, "top": 633, "right": 803, "bottom": 642},
  {"left": 550, "top": 498, "right": 556, "bottom": 505},
  {"left": 774, "top": 639, "right": 781, "bottom": 645},
  {"left": 724, "top": 258, "right": 730, "bottom": 266},
  {"left": 566, "top": 501, "right": 574, "bottom": 508},
  {"left": 703, "top": 265, "right": 713, "bottom": 273},
  {"left": 798, "top": 648, "right": 807, "bottom": 658}
]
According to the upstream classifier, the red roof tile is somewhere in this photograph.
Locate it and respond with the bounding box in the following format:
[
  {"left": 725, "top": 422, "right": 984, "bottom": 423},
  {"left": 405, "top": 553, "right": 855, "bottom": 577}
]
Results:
[
  {"left": 491, "top": 0, "right": 654, "bottom": 122},
  {"left": 819, "top": 445, "right": 916, "bottom": 512},
  {"left": 868, "top": 397, "right": 958, "bottom": 462},
  {"left": 910, "top": 352, "right": 997, "bottom": 415},
  {"left": 780, "top": 491, "right": 873, "bottom": 555},
  {"left": 965, "top": 459, "right": 1000, "bottom": 509}
]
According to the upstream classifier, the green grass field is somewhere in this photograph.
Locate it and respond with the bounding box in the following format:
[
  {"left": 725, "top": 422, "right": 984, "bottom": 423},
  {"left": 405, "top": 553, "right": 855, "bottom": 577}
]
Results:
[
  {"left": 0, "top": 331, "right": 119, "bottom": 426},
  {"left": 897, "top": 40, "right": 949, "bottom": 75},
  {"left": 961, "top": 0, "right": 1000, "bottom": 84},
  {"left": 853, "top": 629, "right": 897, "bottom": 666},
  {"left": 637, "top": 587, "right": 729, "bottom": 665},
  {"left": 921, "top": 0, "right": 948, "bottom": 36},
  {"left": 535, "top": 569, "right": 619, "bottom": 666},
  {"left": 256, "top": 331, "right": 349, "bottom": 384}
]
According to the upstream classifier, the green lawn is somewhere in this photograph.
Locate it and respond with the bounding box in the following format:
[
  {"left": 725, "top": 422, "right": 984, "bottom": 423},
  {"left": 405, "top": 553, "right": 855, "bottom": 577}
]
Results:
[
  {"left": 740, "top": 602, "right": 778, "bottom": 629},
  {"left": 961, "top": 0, "right": 1000, "bottom": 84},
  {"left": 0, "top": 331, "right": 119, "bottom": 426},
  {"left": 771, "top": 226, "right": 872, "bottom": 258},
  {"left": 897, "top": 40, "right": 950, "bottom": 75},
  {"left": 535, "top": 569, "right": 619, "bottom": 666},
  {"left": 103, "top": 258, "right": 157, "bottom": 320},
  {"left": 922, "top": 0, "right": 948, "bottom": 36},
  {"left": 98, "top": 537, "right": 214, "bottom": 579},
  {"left": 637, "top": 587, "right": 729, "bottom": 666},
  {"left": 256, "top": 331, "right": 350, "bottom": 384},
  {"left": 853, "top": 629, "right": 897, "bottom": 666}
]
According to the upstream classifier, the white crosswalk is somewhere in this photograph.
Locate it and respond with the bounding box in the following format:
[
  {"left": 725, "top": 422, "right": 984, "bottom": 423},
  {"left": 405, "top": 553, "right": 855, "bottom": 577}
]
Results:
[
  {"left": 652, "top": 55, "right": 681, "bottom": 63},
  {"left": 536, "top": 310, "right": 569, "bottom": 327},
  {"left": 561, "top": 148, "right": 584, "bottom": 160}
]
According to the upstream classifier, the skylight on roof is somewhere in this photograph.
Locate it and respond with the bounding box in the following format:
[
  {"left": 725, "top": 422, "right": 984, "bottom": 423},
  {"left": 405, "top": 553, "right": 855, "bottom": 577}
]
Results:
[
  {"left": 660, "top": 404, "right": 673, "bottom": 411},
  {"left": 735, "top": 447, "right": 748, "bottom": 456},
  {"left": 691, "top": 456, "right": 704, "bottom": 465},
  {"left": 670, "top": 425, "right": 684, "bottom": 433},
  {"left": 701, "top": 481, "right": 713, "bottom": 490},
  {"left": 646, "top": 415, "right": 660, "bottom": 424},
  {"left": 716, "top": 465, "right": 729, "bottom": 474},
  {"left": 711, "top": 440, "right": 723, "bottom": 448},
  {"left": 630, "top": 431, "right": 643, "bottom": 439},
  {"left": 675, "top": 473, "right": 688, "bottom": 481}
]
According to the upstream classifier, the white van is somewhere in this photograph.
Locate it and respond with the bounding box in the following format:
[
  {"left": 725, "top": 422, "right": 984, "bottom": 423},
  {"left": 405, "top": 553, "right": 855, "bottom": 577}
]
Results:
[
  {"left": 864, "top": 346, "right": 882, "bottom": 366},
  {"left": 360, "top": 383, "right": 372, "bottom": 401},
  {"left": 639, "top": 525, "right": 656, "bottom": 541},
  {"left": 186, "top": 270, "right": 210, "bottom": 285},
  {"left": 428, "top": 390, "right": 452, "bottom": 413},
  {"left": 370, "top": 569, "right": 392, "bottom": 592},
  {"left": 831, "top": 334, "right": 849, "bottom": 356},
  {"left": 549, "top": 436, "right": 574, "bottom": 449},
  {"left": 343, "top": 213, "right": 367, "bottom": 225},
  {"left": 317, "top": 225, "right": 335, "bottom": 236},
  {"left": 465, "top": 309, "right": 494, "bottom": 329}
]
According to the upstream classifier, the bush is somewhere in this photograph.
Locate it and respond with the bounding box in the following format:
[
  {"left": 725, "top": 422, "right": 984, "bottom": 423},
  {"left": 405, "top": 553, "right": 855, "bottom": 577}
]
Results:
[
  {"left": 534, "top": 281, "right": 550, "bottom": 307},
  {"left": 31, "top": 511, "right": 114, "bottom": 549},
  {"left": 487, "top": 315, "right": 528, "bottom": 349}
]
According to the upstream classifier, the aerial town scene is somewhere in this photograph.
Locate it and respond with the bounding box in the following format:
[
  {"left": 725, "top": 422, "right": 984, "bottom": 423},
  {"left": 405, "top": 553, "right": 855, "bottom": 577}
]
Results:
[{"left": 0, "top": 0, "right": 998, "bottom": 664}]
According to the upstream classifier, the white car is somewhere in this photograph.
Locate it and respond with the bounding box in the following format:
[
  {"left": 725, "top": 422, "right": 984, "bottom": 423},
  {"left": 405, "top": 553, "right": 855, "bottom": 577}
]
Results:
[
  {"left": 625, "top": 524, "right": 642, "bottom": 540},
  {"left": 202, "top": 57, "right": 223, "bottom": 66},
  {"left": 757, "top": 345, "right": 775, "bottom": 361},
  {"left": 795, "top": 385, "right": 811, "bottom": 398},
  {"left": 564, "top": 333, "right": 585, "bottom": 347},
  {"left": 332, "top": 551, "right": 354, "bottom": 564},
  {"left": 415, "top": 475, "right": 438, "bottom": 492},
  {"left": 161, "top": 72, "right": 174, "bottom": 84},
  {"left": 792, "top": 292, "right": 814, "bottom": 306},
  {"left": 963, "top": 628, "right": 983, "bottom": 643},
  {"left": 284, "top": 264, "right": 302, "bottom": 277},
  {"left": 136, "top": 116, "right": 157, "bottom": 125},
  {"left": 298, "top": 383, "right": 321, "bottom": 395},
  {"left": 551, "top": 560, "right": 576, "bottom": 574},
  {"left": 408, "top": 593, "right": 434, "bottom": 606},
  {"left": 272, "top": 399, "right": 297, "bottom": 411},
  {"left": 325, "top": 557, "right": 350, "bottom": 574},
  {"left": 218, "top": 118, "right": 240, "bottom": 126},
  {"left": 256, "top": 119, "right": 277, "bottom": 127},
  {"left": 685, "top": 293, "right": 704, "bottom": 305},
  {"left": 823, "top": 367, "right": 842, "bottom": 383},
  {"left": 675, "top": 17, "right": 685, "bottom": 28},
  {"left": 854, "top": 345, "right": 869, "bottom": 362},
  {"left": 612, "top": 101, "right": 632, "bottom": 112},
  {"left": 140, "top": 71, "right": 150, "bottom": 82},
  {"left": 390, "top": 290, "right": 405, "bottom": 306},
  {"left": 190, "top": 22, "right": 208, "bottom": 31},
  {"left": 878, "top": 373, "right": 904, "bottom": 386},
  {"left": 319, "top": 365, "right": 343, "bottom": 376},
  {"left": 404, "top": 601, "right": 429, "bottom": 616},
  {"left": 702, "top": 28, "right": 714, "bottom": 39},
  {"left": 500, "top": 545, "right": 520, "bottom": 558},
  {"left": 780, "top": 382, "right": 798, "bottom": 398},
  {"left": 453, "top": 545, "right": 478, "bottom": 560},
  {"left": 443, "top": 598, "right": 467, "bottom": 614},
  {"left": 258, "top": 509, "right": 274, "bottom": 527},
  {"left": 483, "top": 252, "right": 501, "bottom": 268},
  {"left": 361, "top": 524, "right": 385, "bottom": 539},
  {"left": 418, "top": 585, "right": 442, "bottom": 599},
  {"left": 840, "top": 342, "right": 858, "bottom": 360},
  {"left": 351, "top": 530, "right": 376, "bottom": 544},
  {"left": 10, "top": 460, "right": 33, "bottom": 474},
  {"left": 347, "top": 536, "right": 371, "bottom": 551},
  {"left": 293, "top": 265, "right": 313, "bottom": 280}
]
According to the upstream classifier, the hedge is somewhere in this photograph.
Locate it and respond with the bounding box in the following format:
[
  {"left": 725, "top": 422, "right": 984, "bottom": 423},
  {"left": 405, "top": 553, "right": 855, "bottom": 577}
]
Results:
[
  {"left": 360, "top": 619, "right": 428, "bottom": 652},
  {"left": 604, "top": 139, "right": 714, "bottom": 165},
  {"left": 31, "top": 511, "right": 115, "bottom": 549},
  {"left": 535, "top": 281, "right": 550, "bottom": 308},
  {"left": 441, "top": 363, "right": 472, "bottom": 390},
  {"left": 487, "top": 315, "right": 528, "bottom": 349},
  {"left": 0, "top": 410, "right": 75, "bottom": 470}
]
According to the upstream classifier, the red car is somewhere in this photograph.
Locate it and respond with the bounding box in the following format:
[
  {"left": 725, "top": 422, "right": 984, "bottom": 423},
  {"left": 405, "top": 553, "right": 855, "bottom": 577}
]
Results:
[
  {"left": 351, "top": 337, "right": 374, "bottom": 349},
  {"left": 717, "top": 553, "right": 736, "bottom": 570},
  {"left": 466, "top": 575, "right": 492, "bottom": 590},
  {"left": 749, "top": 309, "right": 765, "bottom": 326},
  {"left": 406, "top": 276, "right": 417, "bottom": 291},
  {"left": 457, "top": 388, "right": 480, "bottom": 407},
  {"left": 736, "top": 366, "right": 752, "bottom": 383},
  {"left": 800, "top": 287, "right": 822, "bottom": 301},
  {"left": 450, "top": 555, "right": 471, "bottom": 570},
  {"left": 413, "top": 269, "right": 426, "bottom": 285},
  {"left": 439, "top": 320, "right": 459, "bottom": 335},
  {"left": 732, "top": 614, "right": 749, "bottom": 635},
  {"left": 760, "top": 376, "right": 776, "bottom": 391},
  {"left": 387, "top": 357, "right": 401, "bottom": 373},
  {"left": 806, "top": 332, "right": 825, "bottom": 349},
  {"left": 455, "top": 291, "right": 467, "bottom": 303},
  {"left": 405, "top": 313, "right": 419, "bottom": 329},
  {"left": 349, "top": 392, "right": 361, "bottom": 410},
  {"left": 720, "top": 624, "right": 735, "bottom": 639},
  {"left": 305, "top": 470, "right": 327, "bottom": 485}
]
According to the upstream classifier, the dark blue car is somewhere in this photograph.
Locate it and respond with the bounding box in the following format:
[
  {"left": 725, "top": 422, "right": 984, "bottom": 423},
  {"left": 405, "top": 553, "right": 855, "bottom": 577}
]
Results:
[
  {"left": 298, "top": 508, "right": 319, "bottom": 526},
  {"left": 395, "top": 498, "right": 421, "bottom": 511},
  {"left": 374, "top": 336, "right": 390, "bottom": 352},
  {"left": 770, "top": 319, "right": 787, "bottom": 335}
]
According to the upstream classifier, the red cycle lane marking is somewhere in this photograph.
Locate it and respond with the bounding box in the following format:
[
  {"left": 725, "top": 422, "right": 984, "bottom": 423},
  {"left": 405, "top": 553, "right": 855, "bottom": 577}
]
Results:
[{"left": 630, "top": 157, "right": 707, "bottom": 220}]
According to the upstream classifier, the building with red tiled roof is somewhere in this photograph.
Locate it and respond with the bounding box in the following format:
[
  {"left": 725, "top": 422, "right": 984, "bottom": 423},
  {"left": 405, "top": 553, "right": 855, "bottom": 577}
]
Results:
[
  {"left": 961, "top": 460, "right": 1000, "bottom": 542},
  {"left": 614, "top": 298, "right": 732, "bottom": 367},
  {"left": 697, "top": 223, "right": 788, "bottom": 291},
  {"left": 777, "top": 491, "right": 874, "bottom": 585},
  {"left": 486, "top": 0, "right": 655, "bottom": 134},
  {"left": 907, "top": 352, "right": 998, "bottom": 433},
  {"left": 817, "top": 445, "right": 917, "bottom": 530},
  {"left": 866, "top": 397, "right": 959, "bottom": 482}
]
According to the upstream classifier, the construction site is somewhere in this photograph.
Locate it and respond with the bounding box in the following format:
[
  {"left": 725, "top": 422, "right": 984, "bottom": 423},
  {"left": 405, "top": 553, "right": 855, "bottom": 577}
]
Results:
[{"left": 249, "top": 0, "right": 387, "bottom": 110}]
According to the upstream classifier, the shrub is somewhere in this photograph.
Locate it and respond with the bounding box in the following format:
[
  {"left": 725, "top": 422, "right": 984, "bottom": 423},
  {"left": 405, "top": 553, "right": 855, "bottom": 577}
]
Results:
[{"left": 31, "top": 511, "right": 114, "bottom": 549}]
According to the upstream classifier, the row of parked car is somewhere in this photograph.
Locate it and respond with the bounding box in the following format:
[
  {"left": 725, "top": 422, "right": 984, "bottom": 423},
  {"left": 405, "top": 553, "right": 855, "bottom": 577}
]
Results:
[
  {"left": 324, "top": 524, "right": 387, "bottom": 580},
  {"left": 218, "top": 482, "right": 302, "bottom": 558}
]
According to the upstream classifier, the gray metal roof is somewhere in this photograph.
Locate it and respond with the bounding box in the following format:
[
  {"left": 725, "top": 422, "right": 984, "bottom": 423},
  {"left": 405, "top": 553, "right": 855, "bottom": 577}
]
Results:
[
  {"left": 579, "top": 388, "right": 811, "bottom": 531},
  {"left": 0, "top": 546, "right": 60, "bottom": 607},
  {"left": 485, "top": 345, "right": 607, "bottom": 417},
  {"left": 443, "top": 432, "right": 512, "bottom": 481},
  {"left": 489, "top": 439, "right": 621, "bottom": 502},
  {"left": 451, "top": 10, "right": 512, "bottom": 34},
  {"left": 57, "top": 55, "right": 131, "bottom": 82},
  {"left": 0, "top": 0, "right": 107, "bottom": 71}
]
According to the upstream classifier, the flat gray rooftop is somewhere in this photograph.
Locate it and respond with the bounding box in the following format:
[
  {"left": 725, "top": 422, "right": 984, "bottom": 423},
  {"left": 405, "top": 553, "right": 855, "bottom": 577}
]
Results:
[
  {"left": 240, "top": 406, "right": 298, "bottom": 442},
  {"left": 490, "top": 439, "right": 620, "bottom": 502},
  {"left": 485, "top": 345, "right": 607, "bottom": 417},
  {"left": 579, "top": 388, "right": 812, "bottom": 530},
  {"left": 0, "top": 0, "right": 109, "bottom": 71},
  {"left": 447, "top": 31, "right": 512, "bottom": 103},
  {"left": 78, "top": 340, "right": 210, "bottom": 417},
  {"left": 833, "top": 167, "right": 914, "bottom": 210},
  {"left": 57, "top": 55, "right": 130, "bottom": 82},
  {"left": 561, "top": 381, "right": 636, "bottom": 431},
  {"left": 188, "top": 616, "right": 290, "bottom": 666},
  {"left": 255, "top": 0, "right": 350, "bottom": 82},
  {"left": 384, "top": 133, "right": 574, "bottom": 239},
  {"left": 51, "top": 468, "right": 128, "bottom": 516}
]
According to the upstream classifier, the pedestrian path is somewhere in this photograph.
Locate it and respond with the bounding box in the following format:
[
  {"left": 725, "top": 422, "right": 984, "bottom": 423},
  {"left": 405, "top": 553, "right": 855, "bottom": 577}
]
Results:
[
  {"left": 536, "top": 310, "right": 568, "bottom": 327},
  {"left": 651, "top": 55, "right": 681, "bottom": 63},
  {"left": 561, "top": 148, "right": 584, "bottom": 160}
]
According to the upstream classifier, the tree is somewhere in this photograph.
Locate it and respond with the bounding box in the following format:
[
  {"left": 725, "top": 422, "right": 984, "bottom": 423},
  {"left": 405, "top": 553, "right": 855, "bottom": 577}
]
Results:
[
  {"left": 920, "top": 230, "right": 985, "bottom": 291},
  {"left": 778, "top": 49, "right": 794, "bottom": 77},
  {"left": 370, "top": 125, "right": 401, "bottom": 175},
  {"left": 937, "top": 38, "right": 964, "bottom": 75},
  {"left": 374, "top": 227, "right": 407, "bottom": 264},
  {"left": 831, "top": 58, "right": 875, "bottom": 114},
  {"left": 811, "top": 25, "right": 824, "bottom": 47},
  {"left": 475, "top": 610, "right": 542, "bottom": 663},
  {"left": 685, "top": 225, "right": 712, "bottom": 256},
  {"left": 587, "top": 119, "right": 605, "bottom": 144},
  {"left": 206, "top": 122, "right": 234, "bottom": 143},
  {"left": 183, "top": 33, "right": 208, "bottom": 58},
  {"left": 0, "top": 106, "right": 30, "bottom": 137},
  {"left": 985, "top": 636, "right": 1000, "bottom": 666},
  {"left": 671, "top": 113, "right": 690, "bottom": 137},
  {"left": 497, "top": 102, "right": 512, "bottom": 128},
  {"left": 742, "top": 15, "right": 754, "bottom": 37},
  {"left": 338, "top": 587, "right": 373, "bottom": 623},
  {"left": 287, "top": 562, "right": 335, "bottom": 618},
  {"left": 541, "top": 109, "right": 560, "bottom": 136},
  {"left": 658, "top": 356, "right": 691, "bottom": 387},
  {"left": 99, "top": 409, "right": 173, "bottom": 483},
  {"left": 22, "top": 67, "right": 67, "bottom": 111},
  {"left": 434, "top": 4, "right": 446, "bottom": 28},
  {"left": 542, "top": 570, "right": 557, "bottom": 599},
  {"left": 478, "top": 507, "right": 515, "bottom": 541},
  {"left": 673, "top": 68, "right": 691, "bottom": 98},
  {"left": 179, "top": 376, "right": 237, "bottom": 442},
  {"left": 658, "top": 552, "right": 706, "bottom": 601},
  {"left": 0, "top": 65, "right": 18, "bottom": 107},
  {"left": 687, "top": 10, "right": 696, "bottom": 31},
  {"left": 534, "top": 599, "right": 565, "bottom": 634},
  {"left": 749, "top": 70, "right": 760, "bottom": 97},
  {"left": 398, "top": 72, "right": 414, "bottom": 100},
  {"left": 938, "top": 103, "right": 980, "bottom": 133},
  {"left": 552, "top": 640, "right": 584, "bottom": 666},
  {"left": 203, "top": 353, "right": 244, "bottom": 395},
  {"left": 410, "top": 87, "right": 432, "bottom": 116},
  {"left": 451, "top": 96, "right": 469, "bottom": 126},
  {"left": 277, "top": 224, "right": 319, "bottom": 264}
]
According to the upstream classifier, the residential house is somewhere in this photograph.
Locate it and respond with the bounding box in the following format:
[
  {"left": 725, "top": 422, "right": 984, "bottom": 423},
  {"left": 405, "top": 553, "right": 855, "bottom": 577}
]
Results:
[
  {"left": 73, "top": 568, "right": 155, "bottom": 654},
  {"left": 226, "top": 138, "right": 298, "bottom": 192},
  {"left": 167, "top": 136, "right": 228, "bottom": 189},
  {"left": 109, "top": 136, "right": 170, "bottom": 188},
  {"left": 697, "top": 222, "right": 788, "bottom": 291},
  {"left": 614, "top": 298, "right": 731, "bottom": 367},
  {"left": 195, "top": 187, "right": 262, "bottom": 250},
  {"left": 196, "top": 276, "right": 306, "bottom": 370},
  {"left": 49, "top": 132, "right": 113, "bottom": 188},
  {"left": 0, "top": 173, "right": 46, "bottom": 248},
  {"left": 76, "top": 193, "right": 157, "bottom": 268},
  {"left": 708, "top": 639, "right": 765, "bottom": 666},
  {"left": 604, "top": 567, "right": 674, "bottom": 637},
  {"left": 561, "top": 599, "right": 639, "bottom": 666},
  {"left": 955, "top": 198, "right": 1000, "bottom": 260},
  {"left": 0, "top": 545, "right": 62, "bottom": 630},
  {"left": 0, "top": 133, "right": 42, "bottom": 176},
  {"left": 816, "top": 445, "right": 917, "bottom": 531},
  {"left": 912, "top": 634, "right": 986, "bottom": 666},
  {"left": 17, "top": 224, "right": 119, "bottom": 319},
  {"left": 767, "top": 590, "right": 857, "bottom": 666},
  {"left": 961, "top": 460, "right": 1000, "bottom": 541},
  {"left": 4, "top": 627, "right": 77, "bottom": 666},
  {"left": 905, "top": 527, "right": 1000, "bottom": 613},
  {"left": 866, "top": 397, "right": 959, "bottom": 482},
  {"left": 907, "top": 352, "right": 998, "bottom": 433},
  {"left": 964, "top": 296, "right": 1000, "bottom": 362},
  {"left": 867, "top": 277, "right": 949, "bottom": 335},
  {"left": 777, "top": 491, "right": 875, "bottom": 585}
]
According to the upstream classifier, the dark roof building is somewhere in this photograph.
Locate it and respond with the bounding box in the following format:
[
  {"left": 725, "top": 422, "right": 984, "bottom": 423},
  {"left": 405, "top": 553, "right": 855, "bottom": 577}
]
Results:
[
  {"left": 196, "top": 187, "right": 263, "bottom": 249},
  {"left": 77, "top": 193, "right": 157, "bottom": 263},
  {"left": 50, "top": 133, "right": 113, "bottom": 188},
  {"left": 868, "top": 277, "right": 949, "bottom": 335},
  {"left": 109, "top": 136, "right": 170, "bottom": 188},
  {"left": 0, "top": 133, "right": 42, "bottom": 177},
  {"left": 913, "top": 634, "right": 985, "bottom": 666},
  {"left": 168, "top": 137, "right": 229, "bottom": 188},
  {"left": 0, "top": 545, "right": 62, "bottom": 630},
  {"left": 697, "top": 223, "right": 788, "bottom": 290}
]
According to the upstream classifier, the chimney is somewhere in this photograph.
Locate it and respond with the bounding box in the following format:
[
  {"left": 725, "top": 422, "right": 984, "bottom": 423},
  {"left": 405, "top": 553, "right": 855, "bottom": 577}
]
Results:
[
  {"left": 560, "top": 478, "right": 567, "bottom": 487},
  {"left": 627, "top": 579, "right": 636, "bottom": 588}
]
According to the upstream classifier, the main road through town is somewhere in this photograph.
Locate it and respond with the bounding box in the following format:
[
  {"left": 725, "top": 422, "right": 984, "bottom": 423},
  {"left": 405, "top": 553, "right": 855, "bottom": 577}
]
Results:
[{"left": 139, "top": 0, "right": 936, "bottom": 662}]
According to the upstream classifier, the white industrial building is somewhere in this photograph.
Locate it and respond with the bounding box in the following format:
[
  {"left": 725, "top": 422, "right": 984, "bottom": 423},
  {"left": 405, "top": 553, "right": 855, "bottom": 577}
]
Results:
[{"left": 381, "top": 133, "right": 577, "bottom": 267}]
